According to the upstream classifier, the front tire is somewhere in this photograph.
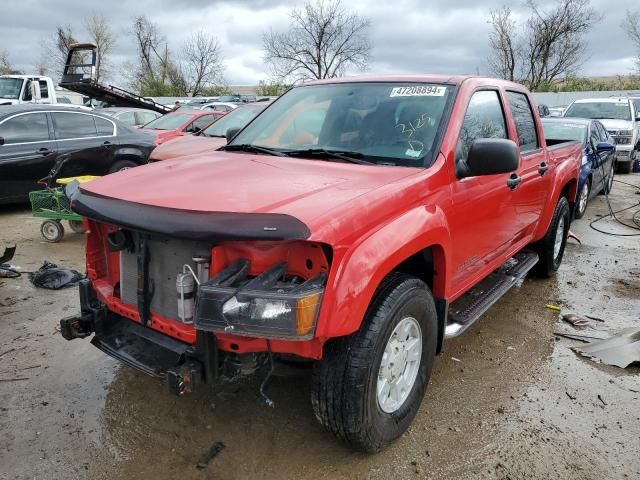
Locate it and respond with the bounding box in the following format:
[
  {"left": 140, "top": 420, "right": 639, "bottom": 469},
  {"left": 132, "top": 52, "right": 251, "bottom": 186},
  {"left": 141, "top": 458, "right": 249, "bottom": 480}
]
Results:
[
  {"left": 311, "top": 273, "right": 438, "bottom": 453},
  {"left": 109, "top": 160, "right": 138, "bottom": 173},
  {"left": 532, "top": 196, "right": 570, "bottom": 278}
]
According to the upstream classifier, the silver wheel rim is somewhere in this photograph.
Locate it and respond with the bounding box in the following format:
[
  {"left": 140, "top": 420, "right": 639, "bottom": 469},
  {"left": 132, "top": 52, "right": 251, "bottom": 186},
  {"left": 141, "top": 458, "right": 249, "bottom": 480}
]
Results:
[
  {"left": 377, "top": 316, "right": 422, "bottom": 414},
  {"left": 578, "top": 183, "right": 588, "bottom": 214},
  {"left": 553, "top": 216, "right": 565, "bottom": 261},
  {"left": 43, "top": 222, "right": 59, "bottom": 240}
]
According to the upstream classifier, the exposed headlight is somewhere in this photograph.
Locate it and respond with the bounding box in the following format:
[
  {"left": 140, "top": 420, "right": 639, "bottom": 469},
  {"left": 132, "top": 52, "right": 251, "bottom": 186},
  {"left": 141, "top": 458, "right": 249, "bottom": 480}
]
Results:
[{"left": 195, "top": 260, "right": 325, "bottom": 340}]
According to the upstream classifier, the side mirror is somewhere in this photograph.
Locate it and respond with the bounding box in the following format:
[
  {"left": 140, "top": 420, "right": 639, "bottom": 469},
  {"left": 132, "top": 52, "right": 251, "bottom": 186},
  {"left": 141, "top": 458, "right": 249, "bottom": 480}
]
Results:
[
  {"left": 458, "top": 138, "right": 520, "bottom": 178},
  {"left": 596, "top": 141, "right": 615, "bottom": 152},
  {"left": 226, "top": 127, "right": 241, "bottom": 143},
  {"left": 0, "top": 136, "right": 4, "bottom": 146}
]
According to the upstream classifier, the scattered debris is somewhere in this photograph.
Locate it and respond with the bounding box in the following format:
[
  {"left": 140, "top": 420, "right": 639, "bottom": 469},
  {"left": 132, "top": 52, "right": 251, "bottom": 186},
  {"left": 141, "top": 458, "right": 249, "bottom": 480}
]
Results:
[
  {"left": 562, "top": 313, "right": 590, "bottom": 328},
  {"left": 450, "top": 357, "right": 461, "bottom": 362},
  {"left": 585, "top": 315, "right": 606, "bottom": 323},
  {"left": 554, "top": 332, "right": 607, "bottom": 343},
  {"left": 28, "top": 261, "right": 84, "bottom": 290},
  {"left": 195, "top": 441, "right": 225, "bottom": 469},
  {"left": 0, "top": 245, "right": 20, "bottom": 278},
  {"left": 567, "top": 230, "right": 582, "bottom": 244},
  {"left": 545, "top": 304, "right": 561, "bottom": 312},
  {"left": 573, "top": 328, "right": 640, "bottom": 369},
  {"left": 566, "top": 392, "right": 576, "bottom": 400},
  {"left": 597, "top": 395, "right": 607, "bottom": 406},
  {"left": 0, "top": 377, "right": 30, "bottom": 382}
]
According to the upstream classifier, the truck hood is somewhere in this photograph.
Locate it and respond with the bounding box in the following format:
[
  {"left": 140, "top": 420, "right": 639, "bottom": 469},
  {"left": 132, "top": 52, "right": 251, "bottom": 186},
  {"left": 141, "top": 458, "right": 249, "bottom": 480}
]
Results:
[
  {"left": 598, "top": 119, "right": 634, "bottom": 132},
  {"left": 78, "top": 151, "right": 421, "bottom": 240},
  {"left": 149, "top": 134, "right": 226, "bottom": 161}
]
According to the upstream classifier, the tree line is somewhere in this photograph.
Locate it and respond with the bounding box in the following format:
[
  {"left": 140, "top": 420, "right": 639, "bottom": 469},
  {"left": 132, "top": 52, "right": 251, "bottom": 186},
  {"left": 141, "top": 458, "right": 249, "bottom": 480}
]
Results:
[{"left": 2, "top": 1, "right": 640, "bottom": 94}]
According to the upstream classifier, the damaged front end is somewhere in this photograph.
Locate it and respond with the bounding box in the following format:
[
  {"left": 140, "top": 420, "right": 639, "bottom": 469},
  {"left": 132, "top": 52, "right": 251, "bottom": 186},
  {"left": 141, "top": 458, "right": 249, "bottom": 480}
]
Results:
[{"left": 61, "top": 182, "right": 331, "bottom": 395}]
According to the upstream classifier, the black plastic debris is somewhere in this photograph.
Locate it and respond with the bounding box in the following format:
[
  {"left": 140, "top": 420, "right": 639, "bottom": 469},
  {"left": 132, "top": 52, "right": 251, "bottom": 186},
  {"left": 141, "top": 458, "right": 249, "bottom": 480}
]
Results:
[
  {"left": 573, "top": 328, "right": 640, "bottom": 368},
  {"left": 0, "top": 245, "right": 20, "bottom": 278},
  {"left": 28, "top": 261, "right": 84, "bottom": 290},
  {"left": 196, "top": 441, "right": 225, "bottom": 469}
]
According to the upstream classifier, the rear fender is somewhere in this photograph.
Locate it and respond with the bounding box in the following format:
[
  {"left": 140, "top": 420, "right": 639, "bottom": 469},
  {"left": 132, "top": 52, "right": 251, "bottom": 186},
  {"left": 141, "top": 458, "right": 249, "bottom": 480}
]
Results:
[
  {"left": 114, "top": 146, "right": 147, "bottom": 164},
  {"left": 315, "top": 205, "right": 451, "bottom": 339},
  {"left": 534, "top": 150, "right": 579, "bottom": 239}
]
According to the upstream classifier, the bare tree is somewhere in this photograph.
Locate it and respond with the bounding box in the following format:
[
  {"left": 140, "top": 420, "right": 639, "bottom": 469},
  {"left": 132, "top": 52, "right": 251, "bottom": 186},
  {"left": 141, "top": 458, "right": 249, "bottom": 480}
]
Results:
[
  {"left": 43, "top": 25, "right": 77, "bottom": 80},
  {"left": 0, "top": 50, "right": 14, "bottom": 75},
  {"left": 487, "top": 8, "right": 518, "bottom": 81},
  {"left": 182, "top": 31, "right": 225, "bottom": 96},
  {"left": 487, "top": 0, "right": 602, "bottom": 90},
  {"left": 622, "top": 9, "right": 640, "bottom": 72},
  {"left": 85, "top": 15, "right": 115, "bottom": 82},
  {"left": 263, "top": 0, "right": 371, "bottom": 82}
]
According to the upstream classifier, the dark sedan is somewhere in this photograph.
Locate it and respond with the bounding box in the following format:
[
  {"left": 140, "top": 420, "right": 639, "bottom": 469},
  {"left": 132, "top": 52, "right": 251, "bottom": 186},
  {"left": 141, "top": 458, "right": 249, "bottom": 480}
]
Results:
[
  {"left": 542, "top": 117, "right": 616, "bottom": 219},
  {"left": 0, "top": 105, "right": 156, "bottom": 204}
]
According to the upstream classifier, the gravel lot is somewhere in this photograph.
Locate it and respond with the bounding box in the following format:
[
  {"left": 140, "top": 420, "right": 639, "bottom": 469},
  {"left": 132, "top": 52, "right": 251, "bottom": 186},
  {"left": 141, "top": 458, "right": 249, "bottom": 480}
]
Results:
[{"left": 1, "top": 174, "right": 639, "bottom": 480}]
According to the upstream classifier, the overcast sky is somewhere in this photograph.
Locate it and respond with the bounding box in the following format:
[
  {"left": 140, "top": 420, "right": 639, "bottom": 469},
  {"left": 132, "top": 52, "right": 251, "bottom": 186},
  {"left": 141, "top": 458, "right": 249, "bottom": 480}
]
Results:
[{"left": 2, "top": 0, "right": 639, "bottom": 86}]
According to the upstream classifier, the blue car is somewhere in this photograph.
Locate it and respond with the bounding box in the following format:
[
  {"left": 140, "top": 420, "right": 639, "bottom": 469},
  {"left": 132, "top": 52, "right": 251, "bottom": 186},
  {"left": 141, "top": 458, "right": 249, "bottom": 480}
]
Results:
[{"left": 541, "top": 118, "right": 616, "bottom": 219}]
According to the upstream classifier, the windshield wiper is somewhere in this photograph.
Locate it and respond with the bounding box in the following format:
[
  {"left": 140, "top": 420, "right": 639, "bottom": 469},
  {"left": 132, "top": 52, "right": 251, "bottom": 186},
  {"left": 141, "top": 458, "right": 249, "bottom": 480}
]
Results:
[
  {"left": 223, "top": 144, "right": 289, "bottom": 157},
  {"left": 285, "top": 148, "right": 374, "bottom": 165}
]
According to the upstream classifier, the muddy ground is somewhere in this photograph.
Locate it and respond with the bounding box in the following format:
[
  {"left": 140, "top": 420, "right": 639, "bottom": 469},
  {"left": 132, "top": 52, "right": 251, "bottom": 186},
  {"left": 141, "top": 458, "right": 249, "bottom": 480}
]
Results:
[{"left": 1, "top": 176, "right": 639, "bottom": 480}]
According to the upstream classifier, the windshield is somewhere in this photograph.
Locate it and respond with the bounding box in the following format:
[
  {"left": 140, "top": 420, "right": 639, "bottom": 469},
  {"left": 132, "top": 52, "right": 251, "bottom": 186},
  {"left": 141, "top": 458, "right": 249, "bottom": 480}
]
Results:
[
  {"left": 564, "top": 101, "right": 631, "bottom": 121},
  {"left": 541, "top": 121, "right": 587, "bottom": 143},
  {"left": 143, "top": 113, "right": 193, "bottom": 130},
  {"left": 202, "top": 105, "right": 263, "bottom": 137},
  {"left": 230, "top": 83, "right": 453, "bottom": 167},
  {"left": 218, "top": 95, "right": 240, "bottom": 102},
  {"left": 0, "top": 78, "right": 23, "bottom": 99}
]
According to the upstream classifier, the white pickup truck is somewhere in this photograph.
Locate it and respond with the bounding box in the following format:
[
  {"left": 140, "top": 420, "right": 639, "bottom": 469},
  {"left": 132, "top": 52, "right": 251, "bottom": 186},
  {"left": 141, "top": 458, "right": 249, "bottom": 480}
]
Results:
[{"left": 0, "top": 75, "right": 59, "bottom": 105}]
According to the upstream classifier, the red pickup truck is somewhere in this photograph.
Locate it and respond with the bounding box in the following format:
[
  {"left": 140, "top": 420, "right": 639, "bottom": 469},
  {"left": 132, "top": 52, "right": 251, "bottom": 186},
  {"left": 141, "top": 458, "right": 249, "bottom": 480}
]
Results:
[{"left": 62, "top": 75, "right": 581, "bottom": 452}]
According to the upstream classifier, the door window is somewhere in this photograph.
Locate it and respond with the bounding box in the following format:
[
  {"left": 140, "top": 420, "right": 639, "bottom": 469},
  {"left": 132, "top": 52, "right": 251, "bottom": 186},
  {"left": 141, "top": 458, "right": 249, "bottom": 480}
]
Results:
[
  {"left": 589, "top": 123, "right": 600, "bottom": 148},
  {"left": 595, "top": 122, "right": 609, "bottom": 144},
  {"left": 190, "top": 115, "right": 216, "bottom": 132},
  {"left": 456, "top": 90, "right": 507, "bottom": 162},
  {"left": 52, "top": 112, "right": 97, "bottom": 139},
  {"left": 39, "top": 80, "right": 49, "bottom": 99},
  {"left": 0, "top": 113, "right": 50, "bottom": 144},
  {"left": 95, "top": 117, "right": 115, "bottom": 136},
  {"left": 506, "top": 91, "right": 539, "bottom": 152},
  {"left": 136, "top": 111, "right": 158, "bottom": 125}
]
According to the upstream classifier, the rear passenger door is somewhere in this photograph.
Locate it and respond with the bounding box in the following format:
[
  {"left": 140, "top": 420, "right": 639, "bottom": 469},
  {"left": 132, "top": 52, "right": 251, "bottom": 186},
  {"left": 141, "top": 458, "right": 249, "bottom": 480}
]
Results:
[
  {"left": 51, "top": 112, "right": 117, "bottom": 177},
  {"left": 505, "top": 90, "right": 549, "bottom": 237},
  {"left": 0, "top": 112, "right": 58, "bottom": 201}
]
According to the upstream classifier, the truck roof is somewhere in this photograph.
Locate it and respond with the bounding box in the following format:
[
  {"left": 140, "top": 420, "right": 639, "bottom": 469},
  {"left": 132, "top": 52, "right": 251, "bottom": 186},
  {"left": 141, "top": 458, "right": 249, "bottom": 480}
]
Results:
[
  {"left": 303, "top": 74, "right": 527, "bottom": 89},
  {"left": 0, "top": 74, "right": 49, "bottom": 79}
]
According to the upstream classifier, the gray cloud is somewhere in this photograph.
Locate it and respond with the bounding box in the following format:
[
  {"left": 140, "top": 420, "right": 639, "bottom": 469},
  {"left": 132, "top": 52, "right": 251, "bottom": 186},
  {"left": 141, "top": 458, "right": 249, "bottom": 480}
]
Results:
[{"left": 1, "top": 0, "right": 639, "bottom": 87}]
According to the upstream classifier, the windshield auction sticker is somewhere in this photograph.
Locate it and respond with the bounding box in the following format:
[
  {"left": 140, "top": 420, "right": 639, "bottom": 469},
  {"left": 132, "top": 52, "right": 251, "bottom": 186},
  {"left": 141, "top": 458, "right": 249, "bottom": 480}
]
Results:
[{"left": 390, "top": 86, "right": 446, "bottom": 97}]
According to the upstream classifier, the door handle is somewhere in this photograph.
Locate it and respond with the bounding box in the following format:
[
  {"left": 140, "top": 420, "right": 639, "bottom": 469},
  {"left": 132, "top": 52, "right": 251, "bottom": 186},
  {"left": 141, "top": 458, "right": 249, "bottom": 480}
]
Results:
[
  {"left": 507, "top": 173, "right": 521, "bottom": 190},
  {"left": 538, "top": 162, "right": 549, "bottom": 176},
  {"left": 102, "top": 141, "right": 112, "bottom": 147},
  {"left": 37, "top": 147, "right": 50, "bottom": 155}
]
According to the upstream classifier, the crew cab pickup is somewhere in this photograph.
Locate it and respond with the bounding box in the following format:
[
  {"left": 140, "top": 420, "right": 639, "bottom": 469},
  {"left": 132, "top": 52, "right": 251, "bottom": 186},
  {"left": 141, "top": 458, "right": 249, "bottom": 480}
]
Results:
[{"left": 61, "top": 76, "right": 581, "bottom": 453}]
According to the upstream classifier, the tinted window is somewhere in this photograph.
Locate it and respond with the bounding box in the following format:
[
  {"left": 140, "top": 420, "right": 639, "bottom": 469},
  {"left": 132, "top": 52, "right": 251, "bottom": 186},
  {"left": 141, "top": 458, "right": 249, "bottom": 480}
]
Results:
[
  {"left": 95, "top": 117, "right": 114, "bottom": 136},
  {"left": 52, "top": 112, "right": 97, "bottom": 139},
  {"left": 595, "top": 122, "right": 609, "bottom": 143},
  {"left": 39, "top": 80, "right": 49, "bottom": 99},
  {"left": 541, "top": 121, "right": 586, "bottom": 143},
  {"left": 506, "top": 91, "right": 539, "bottom": 152},
  {"left": 144, "top": 113, "right": 193, "bottom": 130},
  {"left": 202, "top": 105, "right": 263, "bottom": 137},
  {"left": 0, "top": 113, "right": 50, "bottom": 144},
  {"left": 589, "top": 124, "right": 600, "bottom": 148},
  {"left": 456, "top": 90, "right": 507, "bottom": 162}
]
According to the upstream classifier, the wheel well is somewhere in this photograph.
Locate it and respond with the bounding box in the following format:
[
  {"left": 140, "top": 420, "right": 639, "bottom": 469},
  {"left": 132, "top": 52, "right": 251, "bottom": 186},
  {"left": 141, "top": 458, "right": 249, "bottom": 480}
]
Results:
[
  {"left": 560, "top": 178, "right": 578, "bottom": 207},
  {"left": 389, "top": 245, "right": 447, "bottom": 354},
  {"left": 114, "top": 154, "right": 143, "bottom": 165}
]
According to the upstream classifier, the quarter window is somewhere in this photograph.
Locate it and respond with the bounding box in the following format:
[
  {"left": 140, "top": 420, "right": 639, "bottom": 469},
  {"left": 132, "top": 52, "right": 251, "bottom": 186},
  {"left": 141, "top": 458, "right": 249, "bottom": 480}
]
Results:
[
  {"left": 506, "top": 91, "right": 539, "bottom": 152},
  {"left": 456, "top": 90, "right": 508, "bottom": 162},
  {"left": 0, "top": 113, "right": 50, "bottom": 144},
  {"left": 95, "top": 117, "right": 114, "bottom": 136},
  {"left": 52, "top": 112, "right": 97, "bottom": 139}
]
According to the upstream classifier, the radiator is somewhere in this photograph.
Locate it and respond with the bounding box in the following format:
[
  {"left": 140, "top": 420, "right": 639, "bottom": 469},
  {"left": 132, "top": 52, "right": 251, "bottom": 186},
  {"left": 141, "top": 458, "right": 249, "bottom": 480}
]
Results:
[{"left": 120, "top": 233, "right": 212, "bottom": 321}]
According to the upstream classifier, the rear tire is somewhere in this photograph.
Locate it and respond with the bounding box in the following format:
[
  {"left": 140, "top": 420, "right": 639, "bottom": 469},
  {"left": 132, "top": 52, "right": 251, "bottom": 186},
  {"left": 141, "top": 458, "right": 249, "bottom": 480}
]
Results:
[
  {"left": 574, "top": 179, "right": 590, "bottom": 219},
  {"left": 68, "top": 220, "right": 85, "bottom": 234},
  {"left": 311, "top": 273, "right": 438, "bottom": 453},
  {"left": 532, "top": 196, "right": 570, "bottom": 278},
  {"left": 41, "top": 220, "right": 64, "bottom": 243},
  {"left": 109, "top": 160, "right": 138, "bottom": 173}
]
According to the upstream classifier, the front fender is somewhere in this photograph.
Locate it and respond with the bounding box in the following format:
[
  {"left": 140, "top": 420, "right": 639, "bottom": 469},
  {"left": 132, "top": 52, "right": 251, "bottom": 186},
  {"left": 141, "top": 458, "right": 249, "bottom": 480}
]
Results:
[{"left": 315, "top": 205, "right": 451, "bottom": 339}]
